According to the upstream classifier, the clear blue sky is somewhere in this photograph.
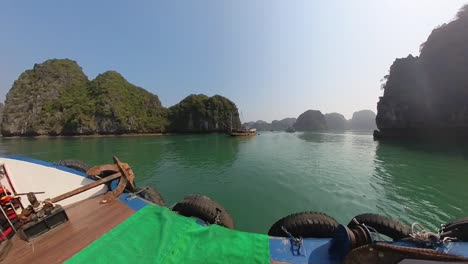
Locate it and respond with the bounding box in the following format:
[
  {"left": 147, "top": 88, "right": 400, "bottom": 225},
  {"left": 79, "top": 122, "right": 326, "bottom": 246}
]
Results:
[{"left": 1, "top": 1, "right": 466, "bottom": 122}]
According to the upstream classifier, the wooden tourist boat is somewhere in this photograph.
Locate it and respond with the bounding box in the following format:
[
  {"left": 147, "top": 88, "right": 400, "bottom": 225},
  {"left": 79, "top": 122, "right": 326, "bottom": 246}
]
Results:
[
  {"left": 0, "top": 156, "right": 466, "bottom": 263},
  {"left": 230, "top": 128, "right": 257, "bottom": 136}
]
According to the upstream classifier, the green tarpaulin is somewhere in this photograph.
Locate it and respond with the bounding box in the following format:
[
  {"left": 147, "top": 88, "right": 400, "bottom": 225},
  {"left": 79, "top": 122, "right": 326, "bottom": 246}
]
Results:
[{"left": 66, "top": 205, "right": 270, "bottom": 264}]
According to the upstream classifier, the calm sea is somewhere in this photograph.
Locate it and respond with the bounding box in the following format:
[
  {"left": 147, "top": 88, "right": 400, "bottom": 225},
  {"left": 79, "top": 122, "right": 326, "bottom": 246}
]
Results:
[{"left": 1, "top": 131, "right": 466, "bottom": 233}]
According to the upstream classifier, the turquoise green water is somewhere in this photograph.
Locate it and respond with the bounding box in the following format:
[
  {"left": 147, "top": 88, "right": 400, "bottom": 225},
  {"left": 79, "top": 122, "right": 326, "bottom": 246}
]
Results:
[{"left": 1, "top": 132, "right": 467, "bottom": 233}]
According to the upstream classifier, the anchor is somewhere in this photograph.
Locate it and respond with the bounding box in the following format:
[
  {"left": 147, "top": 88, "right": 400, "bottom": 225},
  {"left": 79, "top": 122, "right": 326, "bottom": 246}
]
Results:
[
  {"left": 46, "top": 156, "right": 136, "bottom": 205},
  {"left": 17, "top": 157, "right": 137, "bottom": 241}
]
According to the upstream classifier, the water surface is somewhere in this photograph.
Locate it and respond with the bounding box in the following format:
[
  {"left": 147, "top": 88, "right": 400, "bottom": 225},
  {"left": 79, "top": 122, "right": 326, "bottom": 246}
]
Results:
[{"left": 1, "top": 132, "right": 466, "bottom": 233}]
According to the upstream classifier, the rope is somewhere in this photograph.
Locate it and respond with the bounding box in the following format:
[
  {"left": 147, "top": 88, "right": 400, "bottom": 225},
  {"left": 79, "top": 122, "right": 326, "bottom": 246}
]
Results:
[
  {"left": 364, "top": 225, "right": 384, "bottom": 242},
  {"left": 281, "top": 226, "right": 305, "bottom": 256},
  {"left": 134, "top": 188, "right": 146, "bottom": 195},
  {"left": 409, "top": 222, "right": 441, "bottom": 245},
  {"left": 34, "top": 200, "right": 55, "bottom": 213},
  {"left": 126, "top": 188, "right": 146, "bottom": 201},
  {"left": 351, "top": 217, "right": 383, "bottom": 242}
]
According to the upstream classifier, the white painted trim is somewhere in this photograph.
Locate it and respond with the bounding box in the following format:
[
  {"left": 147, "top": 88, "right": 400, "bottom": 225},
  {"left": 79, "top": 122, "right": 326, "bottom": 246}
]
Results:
[{"left": 0, "top": 158, "right": 107, "bottom": 207}]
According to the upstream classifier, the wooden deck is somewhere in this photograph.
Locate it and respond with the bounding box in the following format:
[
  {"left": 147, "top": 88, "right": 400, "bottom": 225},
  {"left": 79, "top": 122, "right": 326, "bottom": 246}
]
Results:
[{"left": 4, "top": 195, "right": 135, "bottom": 264}]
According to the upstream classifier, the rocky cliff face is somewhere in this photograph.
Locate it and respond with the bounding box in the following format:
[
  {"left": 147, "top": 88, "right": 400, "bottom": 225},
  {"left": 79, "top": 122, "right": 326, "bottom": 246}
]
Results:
[
  {"left": 293, "top": 110, "right": 327, "bottom": 131},
  {"left": 243, "top": 118, "right": 296, "bottom": 131},
  {"left": 324, "top": 113, "right": 346, "bottom": 130},
  {"left": 349, "top": 110, "right": 377, "bottom": 131},
  {"left": 1, "top": 59, "right": 168, "bottom": 136},
  {"left": 271, "top": 118, "right": 296, "bottom": 131},
  {"left": 246, "top": 120, "right": 271, "bottom": 131},
  {"left": 2, "top": 59, "right": 90, "bottom": 136},
  {"left": 2, "top": 59, "right": 243, "bottom": 136},
  {"left": 89, "top": 71, "right": 167, "bottom": 134},
  {"left": 376, "top": 5, "right": 468, "bottom": 138},
  {"left": 168, "top": 94, "right": 241, "bottom": 132}
]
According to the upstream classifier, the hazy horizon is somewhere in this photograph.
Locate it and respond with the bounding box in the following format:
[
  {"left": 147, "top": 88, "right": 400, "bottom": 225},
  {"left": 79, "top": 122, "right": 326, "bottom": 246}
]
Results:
[{"left": 1, "top": 1, "right": 466, "bottom": 122}]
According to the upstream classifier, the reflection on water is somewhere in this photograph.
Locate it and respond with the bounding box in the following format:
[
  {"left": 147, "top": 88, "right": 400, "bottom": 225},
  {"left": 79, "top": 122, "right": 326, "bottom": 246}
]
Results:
[
  {"left": 0, "top": 132, "right": 466, "bottom": 233},
  {"left": 297, "top": 132, "right": 327, "bottom": 142},
  {"left": 161, "top": 134, "right": 240, "bottom": 168},
  {"left": 297, "top": 131, "right": 355, "bottom": 143},
  {"left": 373, "top": 141, "right": 468, "bottom": 229}
]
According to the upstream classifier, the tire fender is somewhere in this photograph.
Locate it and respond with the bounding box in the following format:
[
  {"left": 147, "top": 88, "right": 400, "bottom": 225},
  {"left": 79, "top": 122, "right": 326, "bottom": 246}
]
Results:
[
  {"left": 136, "top": 187, "right": 165, "bottom": 206},
  {"left": 347, "top": 213, "right": 411, "bottom": 241},
  {"left": 172, "top": 195, "right": 235, "bottom": 229},
  {"left": 268, "top": 212, "right": 338, "bottom": 238}
]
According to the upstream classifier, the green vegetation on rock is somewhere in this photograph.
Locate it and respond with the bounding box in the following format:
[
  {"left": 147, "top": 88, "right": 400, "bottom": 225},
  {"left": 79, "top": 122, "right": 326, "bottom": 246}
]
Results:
[
  {"left": 243, "top": 118, "right": 296, "bottom": 131},
  {"left": 243, "top": 120, "right": 271, "bottom": 131},
  {"left": 89, "top": 71, "right": 167, "bottom": 134},
  {"left": 1, "top": 59, "right": 240, "bottom": 136},
  {"left": 2, "top": 59, "right": 90, "bottom": 136},
  {"left": 168, "top": 94, "right": 241, "bottom": 132},
  {"left": 376, "top": 5, "right": 468, "bottom": 137}
]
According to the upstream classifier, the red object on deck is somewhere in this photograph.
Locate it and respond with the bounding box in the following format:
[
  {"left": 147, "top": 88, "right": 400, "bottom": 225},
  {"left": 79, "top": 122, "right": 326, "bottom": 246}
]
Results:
[
  {"left": 0, "top": 185, "right": 20, "bottom": 240},
  {"left": 0, "top": 165, "right": 17, "bottom": 195}
]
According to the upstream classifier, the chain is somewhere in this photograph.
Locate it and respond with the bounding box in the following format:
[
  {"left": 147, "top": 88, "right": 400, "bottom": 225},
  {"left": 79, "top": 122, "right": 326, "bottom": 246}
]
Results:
[
  {"left": 214, "top": 208, "right": 222, "bottom": 225},
  {"left": 352, "top": 218, "right": 383, "bottom": 242},
  {"left": 134, "top": 188, "right": 146, "bottom": 195},
  {"left": 281, "top": 226, "right": 305, "bottom": 256},
  {"left": 126, "top": 188, "right": 146, "bottom": 201}
]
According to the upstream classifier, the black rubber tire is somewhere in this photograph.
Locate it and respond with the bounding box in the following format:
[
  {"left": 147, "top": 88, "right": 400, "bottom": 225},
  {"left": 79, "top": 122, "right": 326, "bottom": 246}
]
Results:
[
  {"left": 136, "top": 187, "right": 165, "bottom": 206},
  {"left": 442, "top": 216, "right": 468, "bottom": 229},
  {"left": 172, "top": 195, "right": 235, "bottom": 229},
  {"left": 347, "top": 213, "right": 411, "bottom": 241},
  {"left": 55, "top": 159, "right": 90, "bottom": 173},
  {"left": 441, "top": 217, "right": 468, "bottom": 241},
  {"left": 268, "top": 212, "right": 338, "bottom": 238}
]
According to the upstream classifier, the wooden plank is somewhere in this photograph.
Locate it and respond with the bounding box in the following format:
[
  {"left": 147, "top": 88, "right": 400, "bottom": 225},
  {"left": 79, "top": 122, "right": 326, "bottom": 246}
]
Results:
[
  {"left": 49, "top": 172, "right": 121, "bottom": 203},
  {"left": 4, "top": 195, "right": 134, "bottom": 264}
]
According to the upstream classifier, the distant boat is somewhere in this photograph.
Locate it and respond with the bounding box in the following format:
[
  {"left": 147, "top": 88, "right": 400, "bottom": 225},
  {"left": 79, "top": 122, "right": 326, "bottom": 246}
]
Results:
[
  {"left": 229, "top": 112, "right": 257, "bottom": 136},
  {"left": 230, "top": 128, "right": 257, "bottom": 136},
  {"left": 285, "top": 126, "right": 296, "bottom": 133}
]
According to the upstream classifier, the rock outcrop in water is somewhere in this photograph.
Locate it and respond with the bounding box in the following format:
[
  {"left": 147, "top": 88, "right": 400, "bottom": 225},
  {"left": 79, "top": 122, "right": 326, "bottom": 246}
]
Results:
[
  {"left": 1, "top": 59, "right": 168, "bottom": 136},
  {"left": 89, "top": 71, "right": 168, "bottom": 134},
  {"left": 324, "top": 113, "right": 346, "bottom": 130},
  {"left": 272, "top": 118, "right": 296, "bottom": 131},
  {"left": 349, "top": 110, "right": 377, "bottom": 131},
  {"left": 2, "top": 59, "right": 91, "bottom": 136},
  {"left": 243, "top": 120, "right": 271, "bottom": 131},
  {"left": 168, "top": 94, "right": 241, "bottom": 133},
  {"left": 1, "top": 59, "right": 240, "bottom": 136},
  {"left": 293, "top": 110, "right": 327, "bottom": 131},
  {"left": 376, "top": 5, "right": 468, "bottom": 139},
  {"left": 243, "top": 118, "right": 296, "bottom": 131}
]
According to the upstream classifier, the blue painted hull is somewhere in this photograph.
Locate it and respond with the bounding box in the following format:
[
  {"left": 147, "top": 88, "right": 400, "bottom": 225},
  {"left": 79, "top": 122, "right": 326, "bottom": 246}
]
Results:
[{"left": 5, "top": 155, "right": 468, "bottom": 263}]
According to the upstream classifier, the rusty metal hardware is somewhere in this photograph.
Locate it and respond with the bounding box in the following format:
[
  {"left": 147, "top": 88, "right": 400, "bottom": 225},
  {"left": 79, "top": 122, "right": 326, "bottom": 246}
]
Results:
[
  {"left": 18, "top": 156, "right": 136, "bottom": 226},
  {"left": 47, "top": 156, "right": 136, "bottom": 205},
  {"left": 27, "top": 192, "right": 40, "bottom": 208},
  {"left": 281, "top": 226, "right": 305, "bottom": 256},
  {"left": 349, "top": 225, "right": 372, "bottom": 248},
  {"left": 16, "top": 192, "right": 45, "bottom": 196}
]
